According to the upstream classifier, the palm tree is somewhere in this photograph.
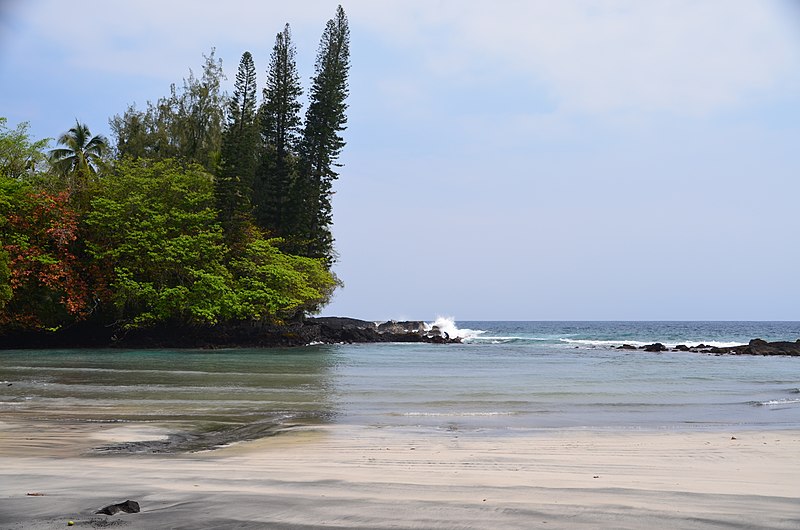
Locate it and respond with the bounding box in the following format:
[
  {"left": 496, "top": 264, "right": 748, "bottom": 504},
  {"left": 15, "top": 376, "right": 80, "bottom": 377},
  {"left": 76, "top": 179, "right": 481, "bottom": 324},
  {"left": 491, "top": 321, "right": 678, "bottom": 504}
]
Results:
[{"left": 49, "top": 120, "right": 108, "bottom": 195}]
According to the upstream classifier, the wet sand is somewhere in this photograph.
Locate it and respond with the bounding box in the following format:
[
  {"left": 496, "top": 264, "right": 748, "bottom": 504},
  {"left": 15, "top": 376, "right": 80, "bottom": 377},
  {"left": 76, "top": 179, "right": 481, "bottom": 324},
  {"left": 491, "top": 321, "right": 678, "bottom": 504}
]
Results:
[{"left": 1, "top": 420, "right": 799, "bottom": 529}]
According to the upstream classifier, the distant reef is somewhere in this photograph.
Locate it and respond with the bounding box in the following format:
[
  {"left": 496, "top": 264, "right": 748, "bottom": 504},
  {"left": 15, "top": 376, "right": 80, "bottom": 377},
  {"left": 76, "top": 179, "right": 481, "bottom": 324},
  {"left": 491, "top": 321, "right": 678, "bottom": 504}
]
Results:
[
  {"left": 624, "top": 339, "right": 800, "bottom": 356},
  {"left": 0, "top": 317, "right": 462, "bottom": 349}
]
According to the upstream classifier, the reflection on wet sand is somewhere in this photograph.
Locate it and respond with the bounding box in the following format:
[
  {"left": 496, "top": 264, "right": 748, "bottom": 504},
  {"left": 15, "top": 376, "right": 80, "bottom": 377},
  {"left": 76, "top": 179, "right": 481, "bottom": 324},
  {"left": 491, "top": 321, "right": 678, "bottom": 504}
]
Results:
[{"left": 0, "top": 347, "right": 340, "bottom": 453}]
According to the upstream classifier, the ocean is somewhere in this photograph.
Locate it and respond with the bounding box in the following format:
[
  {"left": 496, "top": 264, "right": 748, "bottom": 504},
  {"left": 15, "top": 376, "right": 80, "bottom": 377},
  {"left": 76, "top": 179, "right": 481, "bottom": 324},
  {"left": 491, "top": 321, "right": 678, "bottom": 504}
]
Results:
[{"left": 2, "top": 321, "right": 800, "bottom": 444}]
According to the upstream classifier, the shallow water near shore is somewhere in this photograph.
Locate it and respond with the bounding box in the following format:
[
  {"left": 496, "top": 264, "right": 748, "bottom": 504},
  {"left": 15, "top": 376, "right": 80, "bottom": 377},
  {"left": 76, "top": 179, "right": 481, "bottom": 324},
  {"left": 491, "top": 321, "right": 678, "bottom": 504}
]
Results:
[{"left": 2, "top": 321, "right": 800, "bottom": 450}]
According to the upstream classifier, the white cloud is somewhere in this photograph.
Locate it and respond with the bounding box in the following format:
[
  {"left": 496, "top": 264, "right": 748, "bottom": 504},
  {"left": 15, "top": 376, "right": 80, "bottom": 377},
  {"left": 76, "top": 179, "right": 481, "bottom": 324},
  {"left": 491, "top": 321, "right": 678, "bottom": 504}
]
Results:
[
  {"left": 350, "top": 0, "right": 800, "bottom": 115},
  {"left": 9, "top": 1, "right": 799, "bottom": 115},
  {"left": 8, "top": 0, "right": 344, "bottom": 81}
]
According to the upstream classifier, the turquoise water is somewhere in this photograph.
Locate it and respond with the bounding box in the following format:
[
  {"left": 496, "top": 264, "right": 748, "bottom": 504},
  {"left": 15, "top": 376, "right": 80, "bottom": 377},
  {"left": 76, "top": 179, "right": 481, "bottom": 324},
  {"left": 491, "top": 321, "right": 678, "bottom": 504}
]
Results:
[{"left": 1, "top": 321, "right": 799, "bottom": 435}]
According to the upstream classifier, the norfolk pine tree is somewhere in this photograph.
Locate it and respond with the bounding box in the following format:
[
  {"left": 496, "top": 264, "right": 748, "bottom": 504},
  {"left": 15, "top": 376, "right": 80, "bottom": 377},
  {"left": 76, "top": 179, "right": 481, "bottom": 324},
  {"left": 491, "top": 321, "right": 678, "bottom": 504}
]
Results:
[
  {"left": 297, "top": 5, "right": 350, "bottom": 265},
  {"left": 255, "top": 24, "right": 304, "bottom": 238},
  {"left": 218, "top": 51, "right": 259, "bottom": 243}
]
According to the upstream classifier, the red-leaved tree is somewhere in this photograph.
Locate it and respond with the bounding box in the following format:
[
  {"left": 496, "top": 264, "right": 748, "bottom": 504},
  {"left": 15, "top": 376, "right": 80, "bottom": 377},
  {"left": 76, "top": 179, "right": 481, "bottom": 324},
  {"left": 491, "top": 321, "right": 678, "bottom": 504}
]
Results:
[{"left": 1, "top": 188, "right": 92, "bottom": 329}]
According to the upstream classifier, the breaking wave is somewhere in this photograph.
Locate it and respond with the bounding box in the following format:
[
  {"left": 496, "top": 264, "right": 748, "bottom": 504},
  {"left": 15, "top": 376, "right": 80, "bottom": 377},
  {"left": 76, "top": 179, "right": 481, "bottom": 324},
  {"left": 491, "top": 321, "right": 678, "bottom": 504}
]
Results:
[
  {"left": 424, "top": 317, "right": 486, "bottom": 341},
  {"left": 752, "top": 398, "right": 800, "bottom": 407}
]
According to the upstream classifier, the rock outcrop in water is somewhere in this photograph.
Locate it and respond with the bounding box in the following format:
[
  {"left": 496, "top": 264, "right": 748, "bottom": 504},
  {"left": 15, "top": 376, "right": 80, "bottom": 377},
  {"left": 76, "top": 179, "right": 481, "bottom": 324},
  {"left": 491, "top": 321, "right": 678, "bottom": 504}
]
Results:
[
  {"left": 0, "top": 317, "right": 461, "bottom": 349},
  {"left": 306, "top": 318, "right": 461, "bottom": 345},
  {"left": 708, "top": 338, "right": 800, "bottom": 356},
  {"left": 633, "top": 339, "right": 800, "bottom": 356}
]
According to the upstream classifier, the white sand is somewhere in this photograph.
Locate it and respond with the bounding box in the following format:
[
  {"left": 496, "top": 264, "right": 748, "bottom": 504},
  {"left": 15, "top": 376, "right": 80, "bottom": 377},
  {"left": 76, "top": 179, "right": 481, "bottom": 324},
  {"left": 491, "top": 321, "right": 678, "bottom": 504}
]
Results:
[{"left": 1, "top": 420, "right": 799, "bottom": 529}]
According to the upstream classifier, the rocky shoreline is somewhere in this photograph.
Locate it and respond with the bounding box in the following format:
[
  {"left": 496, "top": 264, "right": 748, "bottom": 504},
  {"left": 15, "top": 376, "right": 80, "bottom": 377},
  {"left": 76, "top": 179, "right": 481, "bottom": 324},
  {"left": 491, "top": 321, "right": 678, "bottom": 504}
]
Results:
[
  {"left": 0, "top": 317, "right": 461, "bottom": 349},
  {"left": 624, "top": 338, "right": 800, "bottom": 356},
  {"left": 2, "top": 318, "right": 800, "bottom": 355}
]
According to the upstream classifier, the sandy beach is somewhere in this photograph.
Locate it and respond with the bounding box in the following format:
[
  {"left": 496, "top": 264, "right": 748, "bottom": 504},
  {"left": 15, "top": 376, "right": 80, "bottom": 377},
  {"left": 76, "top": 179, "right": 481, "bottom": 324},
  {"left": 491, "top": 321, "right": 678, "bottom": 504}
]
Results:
[{"left": 1, "top": 419, "right": 799, "bottom": 529}]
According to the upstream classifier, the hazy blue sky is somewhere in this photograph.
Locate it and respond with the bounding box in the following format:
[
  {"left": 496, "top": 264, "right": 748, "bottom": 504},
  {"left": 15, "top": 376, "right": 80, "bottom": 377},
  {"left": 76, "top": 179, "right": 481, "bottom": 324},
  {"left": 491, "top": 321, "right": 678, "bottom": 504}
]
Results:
[{"left": 2, "top": 1, "right": 799, "bottom": 320}]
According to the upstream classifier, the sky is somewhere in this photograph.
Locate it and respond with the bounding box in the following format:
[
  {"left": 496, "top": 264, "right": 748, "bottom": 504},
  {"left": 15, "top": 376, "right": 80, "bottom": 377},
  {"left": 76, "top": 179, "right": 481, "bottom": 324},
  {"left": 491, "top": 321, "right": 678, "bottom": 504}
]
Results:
[{"left": 1, "top": 0, "right": 799, "bottom": 321}]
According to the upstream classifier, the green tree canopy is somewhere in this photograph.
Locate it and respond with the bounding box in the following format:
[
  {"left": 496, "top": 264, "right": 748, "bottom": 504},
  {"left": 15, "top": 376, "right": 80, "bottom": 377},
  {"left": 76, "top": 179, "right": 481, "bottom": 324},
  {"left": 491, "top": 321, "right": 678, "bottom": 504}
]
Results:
[
  {"left": 85, "top": 158, "right": 234, "bottom": 327},
  {"left": 0, "top": 117, "right": 50, "bottom": 180},
  {"left": 230, "top": 237, "right": 337, "bottom": 323},
  {"left": 0, "top": 249, "right": 11, "bottom": 311},
  {"left": 169, "top": 50, "right": 227, "bottom": 171},
  {"left": 108, "top": 104, "right": 163, "bottom": 160},
  {"left": 49, "top": 121, "right": 108, "bottom": 176},
  {"left": 109, "top": 50, "right": 227, "bottom": 173},
  {"left": 84, "top": 158, "right": 337, "bottom": 328},
  {"left": 48, "top": 120, "right": 109, "bottom": 209}
]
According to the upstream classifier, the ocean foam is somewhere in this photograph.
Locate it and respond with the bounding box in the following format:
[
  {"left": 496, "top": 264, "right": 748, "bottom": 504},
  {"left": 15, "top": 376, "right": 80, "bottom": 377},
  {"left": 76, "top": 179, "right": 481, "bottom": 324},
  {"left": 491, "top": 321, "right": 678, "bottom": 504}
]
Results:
[
  {"left": 756, "top": 398, "right": 800, "bottom": 407},
  {"left": 424, "top": 316, "right": 486, "bottom": 341},
  {"left": 468, "top": 337, "right": 537, "bottom": 344}
]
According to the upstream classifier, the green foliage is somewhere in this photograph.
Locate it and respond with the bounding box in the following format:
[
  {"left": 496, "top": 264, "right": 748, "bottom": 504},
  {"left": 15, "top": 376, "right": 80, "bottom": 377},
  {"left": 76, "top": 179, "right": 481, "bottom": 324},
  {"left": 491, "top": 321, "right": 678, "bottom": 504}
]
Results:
[
  {"left": 48, "top": 121, "right": 109, "bottom": 210},
  {"left": 108, "top": 104, "right": 165, "bottom": 160},
  {"left": 85, "top": 158, "right": 235, "bottom": 327},
  {"left": 0, "top": 249, "right": 11, "bottom": 310},
  {"left": 109, "top": 50, "right": 226, "bottom": 173},
  {"left": 0, "top": 175, "right": 19, "bottom": 310},
  {"left": 49, "top": 120, "right": 109, "bottom": 177},
  {"left": 0, "top": 117, "right": 50, "bottom": 180},
  {"left": 84, "top": 158, "right": 335, "bottom": 328},
  {"left": 229, "top": 237, "right": 337, "bottom": 322},
  {"left": 0, "top": 176, "right": 28, "bottom": 256},
  {"left": 169, "top": 50, "right": 227, "bottom": 171}
]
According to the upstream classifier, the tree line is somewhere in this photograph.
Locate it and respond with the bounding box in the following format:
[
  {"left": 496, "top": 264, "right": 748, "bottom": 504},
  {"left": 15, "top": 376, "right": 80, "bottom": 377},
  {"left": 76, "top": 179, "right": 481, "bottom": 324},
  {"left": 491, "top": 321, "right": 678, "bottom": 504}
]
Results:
[{"left": 0, "top": 6, "right": 349, "bottom": 333}]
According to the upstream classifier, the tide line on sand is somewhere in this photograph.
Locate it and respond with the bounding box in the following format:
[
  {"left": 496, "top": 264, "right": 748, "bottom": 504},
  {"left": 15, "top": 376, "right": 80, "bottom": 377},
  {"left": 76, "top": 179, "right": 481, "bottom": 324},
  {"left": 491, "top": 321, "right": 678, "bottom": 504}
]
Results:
[{"left": 1, "top": 421, "right": 799, "bottom": 529}]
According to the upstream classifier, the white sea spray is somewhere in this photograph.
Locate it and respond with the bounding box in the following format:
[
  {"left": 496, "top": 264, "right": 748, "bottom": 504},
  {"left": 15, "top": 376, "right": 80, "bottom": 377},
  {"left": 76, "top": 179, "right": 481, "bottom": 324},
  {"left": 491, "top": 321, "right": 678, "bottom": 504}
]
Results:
[{"left": 424, "top": 316, "right": 486, "bottom": 341}]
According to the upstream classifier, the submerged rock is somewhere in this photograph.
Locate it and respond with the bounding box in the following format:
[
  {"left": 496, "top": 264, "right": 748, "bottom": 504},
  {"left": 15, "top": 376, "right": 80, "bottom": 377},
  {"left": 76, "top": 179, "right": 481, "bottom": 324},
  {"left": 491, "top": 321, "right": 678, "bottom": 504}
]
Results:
[{"left": 96, "top": 500, "right": 140, "bottom": 515}]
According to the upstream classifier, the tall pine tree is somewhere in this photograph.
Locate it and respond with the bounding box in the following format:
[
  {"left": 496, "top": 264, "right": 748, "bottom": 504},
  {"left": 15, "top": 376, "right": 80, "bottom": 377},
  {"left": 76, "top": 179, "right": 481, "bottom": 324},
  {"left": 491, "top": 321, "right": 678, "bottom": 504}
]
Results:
[
  {"left": 255, "top": 24, "right": 304, "bottom": 238},
  {"left": 296, "top": 6, "right": 350, "bottom": 265},
  {"left": 218, "top": 51, "right": 259, "bottom": 243}
]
